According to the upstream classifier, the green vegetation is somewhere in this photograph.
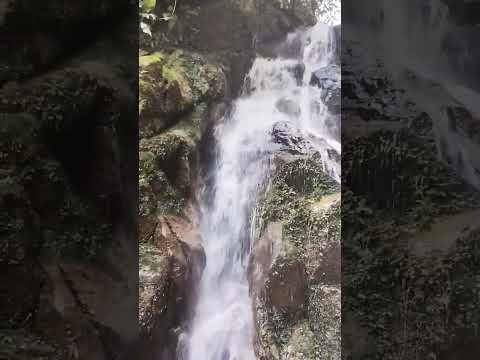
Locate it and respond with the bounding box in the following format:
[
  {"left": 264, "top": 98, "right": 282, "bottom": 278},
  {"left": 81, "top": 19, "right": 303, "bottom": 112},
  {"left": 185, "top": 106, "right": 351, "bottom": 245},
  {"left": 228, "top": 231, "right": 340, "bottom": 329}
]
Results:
[{"left": 256, "top": 156, "right": 340, "bottom": 359}]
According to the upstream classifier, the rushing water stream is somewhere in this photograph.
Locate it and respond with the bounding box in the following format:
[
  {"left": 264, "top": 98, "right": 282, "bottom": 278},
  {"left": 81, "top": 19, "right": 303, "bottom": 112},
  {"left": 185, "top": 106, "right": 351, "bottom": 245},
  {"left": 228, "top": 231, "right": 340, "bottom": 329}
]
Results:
[{"left": 179, "top": 20, "right": 340, "bottom": 360}]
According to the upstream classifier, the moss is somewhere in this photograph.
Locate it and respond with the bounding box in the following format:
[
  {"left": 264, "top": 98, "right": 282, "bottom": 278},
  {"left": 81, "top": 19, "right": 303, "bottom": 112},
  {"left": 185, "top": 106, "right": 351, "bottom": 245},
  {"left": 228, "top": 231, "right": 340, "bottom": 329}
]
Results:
[
  {"left": 139, "top": 49, "right": 225, "bottom": 125},
  {"left": 287, "top": 321, "right": 321, "bottom": 359},
  {"left": 260, "top": 158, "right": 338, "bottom": 225},
  {"left": 259, "top": 157, "right": 339, "bottom": 264},
  {"left": 257, "top": 155, "right": 341, "bottom": 359},
  {"left": 308, "top": 285, "right": 341, "bottom": 359},
  {"left": 139, "top": 132, "right": 195, "bottom": 218},
  {"left": 141, "top": 0, "right": 156, "bottom": 12},
  {"left": 139, "top": 241, "right": 168, "bottom": 280},
  {"left": 139, "top": 51, "right": 165, "bottom": 68}
]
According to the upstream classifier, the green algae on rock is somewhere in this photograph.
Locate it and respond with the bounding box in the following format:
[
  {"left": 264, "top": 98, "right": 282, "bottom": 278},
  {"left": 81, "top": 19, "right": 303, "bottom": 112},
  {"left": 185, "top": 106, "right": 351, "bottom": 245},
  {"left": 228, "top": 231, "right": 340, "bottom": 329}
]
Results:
[
  {"left": 252, "top": 155, "right": 341, "bottom": 360},
  {"left": 139, "top": 50, "right": 226, "bottom": 137}
]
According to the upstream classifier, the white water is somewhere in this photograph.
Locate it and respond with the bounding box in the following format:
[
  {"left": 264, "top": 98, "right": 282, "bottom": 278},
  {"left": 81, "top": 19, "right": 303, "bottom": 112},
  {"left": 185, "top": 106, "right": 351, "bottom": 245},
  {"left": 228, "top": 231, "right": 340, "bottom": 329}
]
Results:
[{"left": 180, "top": 20, "right": 340, "bottom": 360}]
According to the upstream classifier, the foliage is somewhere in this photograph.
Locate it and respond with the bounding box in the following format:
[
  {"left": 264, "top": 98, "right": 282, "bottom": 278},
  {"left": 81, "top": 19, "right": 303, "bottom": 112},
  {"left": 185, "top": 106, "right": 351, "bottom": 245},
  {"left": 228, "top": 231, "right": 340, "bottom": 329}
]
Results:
[
  {"left": 139, "top": 0, "right": 178, "bottom": 47},
  {"left": 317, "top": 0, "right": 341, "bottom": 25}
]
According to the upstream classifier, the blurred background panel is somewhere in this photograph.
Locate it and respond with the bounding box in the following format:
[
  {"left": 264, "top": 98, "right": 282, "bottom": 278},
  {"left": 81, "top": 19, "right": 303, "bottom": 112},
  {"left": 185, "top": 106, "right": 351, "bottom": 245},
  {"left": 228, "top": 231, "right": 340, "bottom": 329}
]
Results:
[
  {"left": 0, "top": 1, "right": 139, "bottom": 359},
  {"left": 342, "top": 1, "right": 480, "bottom": 359}
]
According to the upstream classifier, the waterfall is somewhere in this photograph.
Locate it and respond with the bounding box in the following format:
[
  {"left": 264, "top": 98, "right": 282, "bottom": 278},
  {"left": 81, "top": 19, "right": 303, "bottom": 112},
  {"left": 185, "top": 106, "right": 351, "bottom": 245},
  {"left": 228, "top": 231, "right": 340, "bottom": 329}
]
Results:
[{"left": 179, "top": 20, "right": 340, "bottom": 360}]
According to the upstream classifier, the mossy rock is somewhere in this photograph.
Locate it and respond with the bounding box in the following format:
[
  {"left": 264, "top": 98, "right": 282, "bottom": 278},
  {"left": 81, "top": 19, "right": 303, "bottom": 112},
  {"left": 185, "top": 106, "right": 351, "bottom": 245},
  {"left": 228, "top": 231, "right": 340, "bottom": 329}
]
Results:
[
  {"left": 308, "top": 285, "right": 341, "bottom": 360},
  {"left": 139, "top": 130, "right": 198, "bottom": 228},
  {"left": 285, "top": 321, "right": 322, "bottom": 359},
  {"left": 259, "top": 156, "right": 339, "bottom": 266},
  {"left": 255, "top": 155, "right": 341, "bottom": 359},
  {"left": 141, "top": 0, "right": 156, "bottom": 12},
  {"left": 139, "top": 50, "right": 226, "bottom": 137},
  {"left": 261, "top": 157, "right": 338, "bottom": 219}
]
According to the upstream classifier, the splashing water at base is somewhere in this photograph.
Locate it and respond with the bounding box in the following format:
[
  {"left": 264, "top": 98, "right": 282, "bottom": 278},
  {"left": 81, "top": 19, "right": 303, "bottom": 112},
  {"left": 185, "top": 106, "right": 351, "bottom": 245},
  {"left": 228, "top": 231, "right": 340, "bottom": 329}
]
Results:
[{"left": 180, "top": 20, "right": 340, "bottom": 360}]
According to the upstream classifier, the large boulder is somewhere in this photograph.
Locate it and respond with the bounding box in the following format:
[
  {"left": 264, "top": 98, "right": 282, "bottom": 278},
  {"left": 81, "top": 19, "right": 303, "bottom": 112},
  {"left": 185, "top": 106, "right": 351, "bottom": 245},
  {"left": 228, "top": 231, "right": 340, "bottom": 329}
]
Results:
[
  {"left": 139, "top": 50, "right": 226, "bottom": 137},
  {"left": 251, "top": 157, "right": 340, "bottom": 360},
  {"left": 139, "top": 215, "right": 205, "bottom": 360}
]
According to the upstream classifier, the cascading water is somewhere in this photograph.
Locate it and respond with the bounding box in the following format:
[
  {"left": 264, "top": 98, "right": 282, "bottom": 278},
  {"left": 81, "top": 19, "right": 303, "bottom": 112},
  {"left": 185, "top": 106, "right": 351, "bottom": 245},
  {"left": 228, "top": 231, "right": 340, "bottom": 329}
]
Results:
[{"left": 179, "top": 19, "right": 340, "bottom": 360}]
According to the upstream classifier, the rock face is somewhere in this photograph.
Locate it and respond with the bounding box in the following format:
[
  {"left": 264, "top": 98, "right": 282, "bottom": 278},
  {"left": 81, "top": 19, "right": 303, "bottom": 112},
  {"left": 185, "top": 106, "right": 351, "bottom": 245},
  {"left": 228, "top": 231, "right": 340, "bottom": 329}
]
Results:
[
  {"left": 250, "top": 157, "right": 341, "bottom": 360},
  {"left": 310, "top": 64, "right": 340, "bottom": 114},
  {"left": 139, "top": 215, "right": 205, "bottom": 360},
  {"left": 139, "top": 51, "right": 226, "bottom": 137},
  {"left": 0, "top": 5, "right": 138, "bottom": 358}
]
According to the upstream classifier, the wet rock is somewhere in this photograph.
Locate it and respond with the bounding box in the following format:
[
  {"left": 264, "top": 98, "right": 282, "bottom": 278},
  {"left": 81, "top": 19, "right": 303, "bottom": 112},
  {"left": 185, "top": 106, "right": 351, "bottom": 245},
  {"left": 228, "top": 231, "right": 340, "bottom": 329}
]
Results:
[
  {"left": 265, "top": 259, "right": 307, "bottom": 316},
  {"left": 310, "top": 64, "right": 340, "bottom": 114},
  {"left": 310, "top": 65, "right": 340, "bottom": 89},
  {"left": 271, "top": 121, "right": 312, "bottom": 154},
  {"left": 148, "top": 0, "right": 311, "bottom": 95},
  {"left": 248, "top": 222, "right": 283, "bottom": 295},
  {"left": 253, "top": 156, "right": 340, "bottom": 359},
  {"left": 139, "top": 129, "right": 200, "bottom": 239},
  {"left": 139, "top": 215, "right": 205, "bottom": 360},
  {"left": 325, "top": 114, "right": 341, "bottom": 140}
]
